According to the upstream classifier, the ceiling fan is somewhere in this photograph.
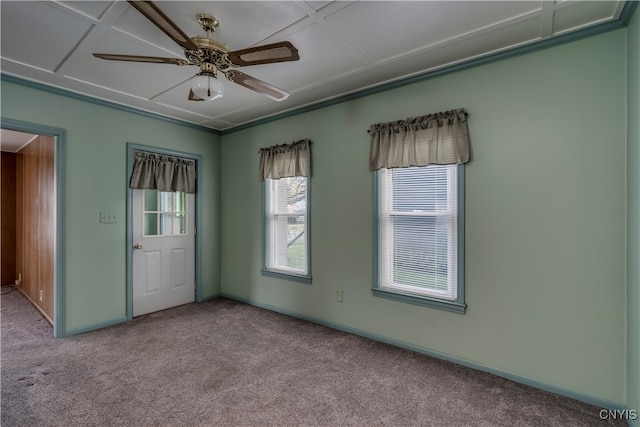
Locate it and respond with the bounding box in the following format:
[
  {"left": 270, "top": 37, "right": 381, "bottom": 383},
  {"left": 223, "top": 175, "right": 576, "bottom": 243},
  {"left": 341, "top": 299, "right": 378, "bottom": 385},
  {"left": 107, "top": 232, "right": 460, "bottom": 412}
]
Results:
[{"left": 93, "top": 1, "right": 299, "bottom": 102}]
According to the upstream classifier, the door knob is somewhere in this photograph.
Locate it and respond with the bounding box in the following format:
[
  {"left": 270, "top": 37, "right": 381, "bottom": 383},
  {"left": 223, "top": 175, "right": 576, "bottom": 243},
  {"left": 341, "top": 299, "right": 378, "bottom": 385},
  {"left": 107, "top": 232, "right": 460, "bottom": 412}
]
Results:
[{"left": 134, "top": 243, "right": 143, "bottom": 249}]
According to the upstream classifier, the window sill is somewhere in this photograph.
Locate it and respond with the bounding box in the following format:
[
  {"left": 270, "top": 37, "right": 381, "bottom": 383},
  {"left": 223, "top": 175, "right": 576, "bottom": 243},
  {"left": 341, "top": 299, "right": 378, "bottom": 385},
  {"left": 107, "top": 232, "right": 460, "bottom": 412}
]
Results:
[
  {"left": 261, "top": 269, "right": 312, "bottom": 285},
  {"left": 371, "top": 288, "right": 466, "bottom": 314}
]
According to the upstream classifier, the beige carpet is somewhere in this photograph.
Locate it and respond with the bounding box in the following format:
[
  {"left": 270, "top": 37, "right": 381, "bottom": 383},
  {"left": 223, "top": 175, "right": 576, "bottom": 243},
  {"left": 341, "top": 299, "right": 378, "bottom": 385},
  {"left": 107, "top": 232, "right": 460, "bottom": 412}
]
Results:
[{"left": 1, "top": 287, "right": 624, "bottom": 426}]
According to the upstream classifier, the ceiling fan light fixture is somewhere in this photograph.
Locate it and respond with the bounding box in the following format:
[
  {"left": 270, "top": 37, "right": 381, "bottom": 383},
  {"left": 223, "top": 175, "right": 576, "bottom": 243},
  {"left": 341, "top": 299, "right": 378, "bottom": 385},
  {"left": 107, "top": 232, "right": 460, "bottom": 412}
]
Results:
[{"left": 192, "top": 72, "right": 224, "bottom": 101}]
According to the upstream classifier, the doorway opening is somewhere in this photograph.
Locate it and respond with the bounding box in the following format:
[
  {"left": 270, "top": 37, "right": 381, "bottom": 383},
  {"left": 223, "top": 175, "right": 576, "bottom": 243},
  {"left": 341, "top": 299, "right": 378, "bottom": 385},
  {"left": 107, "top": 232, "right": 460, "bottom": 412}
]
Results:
[{"left": 1, "top": 120, "right": 66, "bottom": 337}]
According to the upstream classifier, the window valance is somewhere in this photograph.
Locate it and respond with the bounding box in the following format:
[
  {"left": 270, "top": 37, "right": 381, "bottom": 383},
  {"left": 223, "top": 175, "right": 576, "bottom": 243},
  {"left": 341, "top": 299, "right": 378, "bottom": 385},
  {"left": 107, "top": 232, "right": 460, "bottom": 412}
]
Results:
[
  {"left": 129, "top": 151, "right": 196, "bottom": 193},
  {"left": 369, "top": 108, "right": 470, "bottom": 171},
  {"left": 259, "top": 139, "right": 311, "bottom": 181}
]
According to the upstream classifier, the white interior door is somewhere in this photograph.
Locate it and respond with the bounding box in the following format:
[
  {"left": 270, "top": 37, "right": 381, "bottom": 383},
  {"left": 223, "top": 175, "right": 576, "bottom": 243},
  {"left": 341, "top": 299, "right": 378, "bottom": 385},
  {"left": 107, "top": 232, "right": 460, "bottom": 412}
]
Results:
[{"left": 132, "top": 189, "right": 195, "bottom": 317}]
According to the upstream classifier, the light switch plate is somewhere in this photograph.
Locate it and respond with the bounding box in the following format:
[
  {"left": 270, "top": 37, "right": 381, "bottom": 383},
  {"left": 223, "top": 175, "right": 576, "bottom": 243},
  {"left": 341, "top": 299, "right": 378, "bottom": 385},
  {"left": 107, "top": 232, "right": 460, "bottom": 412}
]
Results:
[{"left": 99, "top": 211, "right": 118, "bottom": 224}]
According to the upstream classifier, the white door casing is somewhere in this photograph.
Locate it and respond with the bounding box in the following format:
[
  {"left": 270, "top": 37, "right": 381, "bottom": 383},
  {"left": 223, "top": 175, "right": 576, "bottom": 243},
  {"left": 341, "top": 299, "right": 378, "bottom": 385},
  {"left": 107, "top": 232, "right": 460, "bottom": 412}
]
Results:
[{"left": 132, "top": 189, "right": 195, "bottom": 317}]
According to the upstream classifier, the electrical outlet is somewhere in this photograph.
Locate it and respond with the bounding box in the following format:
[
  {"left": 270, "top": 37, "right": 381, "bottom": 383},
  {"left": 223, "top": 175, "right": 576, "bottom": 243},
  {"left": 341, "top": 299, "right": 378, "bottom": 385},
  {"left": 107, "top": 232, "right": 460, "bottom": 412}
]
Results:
[
  {"left": 336, "top": 289, "right": 344, "bottom": 302},
  {"left": 39, "top": 290, "right": 43, "bottom": 302}
]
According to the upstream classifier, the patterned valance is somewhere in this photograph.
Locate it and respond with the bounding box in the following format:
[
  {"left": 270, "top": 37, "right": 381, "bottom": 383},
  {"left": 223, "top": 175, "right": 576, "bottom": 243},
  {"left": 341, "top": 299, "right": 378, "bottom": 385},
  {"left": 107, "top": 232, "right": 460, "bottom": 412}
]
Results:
[
  {"left": 369, "top": 108, "right": 470, "bottom": 171},
  {"left": 259, "top": 139, "right": 311, "bottom": 181},
  {"left": 129, "top": 151, "right": 196, "bottom": 193}
]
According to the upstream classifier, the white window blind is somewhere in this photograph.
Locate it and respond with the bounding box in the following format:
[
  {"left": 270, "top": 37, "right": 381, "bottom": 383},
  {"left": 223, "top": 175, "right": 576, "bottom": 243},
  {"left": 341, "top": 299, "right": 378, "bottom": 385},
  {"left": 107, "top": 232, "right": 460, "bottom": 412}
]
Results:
[
  {"left": 265, "top": 176, "right": 308, "bottom": 275},
  {"left": 378, "top": 165, "right": 458, "bottom": 300}
]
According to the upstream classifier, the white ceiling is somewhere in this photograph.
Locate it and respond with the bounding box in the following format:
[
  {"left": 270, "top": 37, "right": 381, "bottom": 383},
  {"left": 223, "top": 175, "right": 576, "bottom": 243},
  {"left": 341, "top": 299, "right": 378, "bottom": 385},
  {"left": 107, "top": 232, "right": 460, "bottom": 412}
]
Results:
[
  {"left": 0, "top": 1, "right": 630, "bottom": 133},
  {"left": 0, "top": 129, "right": 37, "bottom": 153}
]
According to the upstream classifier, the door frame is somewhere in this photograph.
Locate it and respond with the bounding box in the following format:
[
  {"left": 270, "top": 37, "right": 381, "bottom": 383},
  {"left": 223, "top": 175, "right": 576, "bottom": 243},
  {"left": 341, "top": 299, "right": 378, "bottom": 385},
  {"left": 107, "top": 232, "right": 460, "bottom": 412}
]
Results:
[
  {"left": 1, "top": 117, "right": 66, "bottom": 337},
  {"left": 126, "top": 143, "right": 203, "bottom": 320}
]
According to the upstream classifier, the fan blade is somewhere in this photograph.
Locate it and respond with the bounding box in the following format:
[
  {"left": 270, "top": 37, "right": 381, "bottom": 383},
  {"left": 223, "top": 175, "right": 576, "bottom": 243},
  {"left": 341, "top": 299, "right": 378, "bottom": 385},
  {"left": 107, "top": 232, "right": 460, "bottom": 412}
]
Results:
[
  {"left": 188, "top": 89, "right": 204, "bottom": 101},
  {"left": 227, "top": 41, "right": 299, "bottom": 67},
  {"left": 93, "top": 53, "right": 190, "bottom": 65},
  {"left": 128, "top": 1, "right": 199, "bottom": 51},
  {"left": 226, "top": 70, "right": 289, "bottom": 102}
]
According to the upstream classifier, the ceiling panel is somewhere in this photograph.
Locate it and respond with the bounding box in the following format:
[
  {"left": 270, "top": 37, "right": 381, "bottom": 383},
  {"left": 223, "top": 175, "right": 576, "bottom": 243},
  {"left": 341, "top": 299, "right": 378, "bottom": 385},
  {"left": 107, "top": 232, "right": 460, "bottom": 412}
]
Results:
[
  {"left": 324, "top": 1, "right": 542, "bottom": 63},
  {"left": 66, "top": 30, "right": 196, "bottom": 99},
  {"left": 305, "top": 1, "right": 334, "bottom": 12},
  {"left": 111, "top": 5, "right": 189, "bottom": 57},
  {"left": 263, "top": 21, "right": 368, "bottom": 91},
  {"left": 552, "top": 1, "right": 620, "bottom": 34},
  {"left": 57, "top": 1, "right": 112, "bottom": 20},
  {"left": 0, "top": 1, "right": 93, "bottom": 72},
  {"left": 282, "top": 16, "right": 542, "bottom": 108},
  {"left": 410, "top": 16, "right": 543, "bottom": 72},
  {"left": 211, "top": 96, "right": 303, "bottom": 127}
]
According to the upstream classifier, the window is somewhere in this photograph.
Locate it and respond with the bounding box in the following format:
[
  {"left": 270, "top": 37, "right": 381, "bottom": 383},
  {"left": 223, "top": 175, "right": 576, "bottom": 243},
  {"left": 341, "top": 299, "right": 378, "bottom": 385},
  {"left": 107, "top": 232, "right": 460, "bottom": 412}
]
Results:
[
  {"left": 263, "top": 176, "right": 310, "bottom": 282},
  {"left": 374, "top": 164, "right": 465, "bottom": 313},
  {"left": 143, "top": 190, "right": 187, "bottom": 236}
]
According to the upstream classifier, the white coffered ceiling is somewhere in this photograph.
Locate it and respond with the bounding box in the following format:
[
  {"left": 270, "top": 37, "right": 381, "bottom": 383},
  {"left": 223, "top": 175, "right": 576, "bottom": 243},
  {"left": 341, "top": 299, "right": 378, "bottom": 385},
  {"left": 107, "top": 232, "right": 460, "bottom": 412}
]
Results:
[{"left": 0, "top": 1, "right": 630, "bottom": 132}]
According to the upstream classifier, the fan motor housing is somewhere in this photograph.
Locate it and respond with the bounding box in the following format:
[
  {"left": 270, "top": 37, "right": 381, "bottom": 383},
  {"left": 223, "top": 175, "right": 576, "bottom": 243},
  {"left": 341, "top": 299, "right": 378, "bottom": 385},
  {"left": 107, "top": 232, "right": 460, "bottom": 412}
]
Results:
[
  {"left": 191, "top": 36, "right": 228, "bottom": 53},
  {"left": 186, "top": 36, "right": 231, "bottom": 69}
]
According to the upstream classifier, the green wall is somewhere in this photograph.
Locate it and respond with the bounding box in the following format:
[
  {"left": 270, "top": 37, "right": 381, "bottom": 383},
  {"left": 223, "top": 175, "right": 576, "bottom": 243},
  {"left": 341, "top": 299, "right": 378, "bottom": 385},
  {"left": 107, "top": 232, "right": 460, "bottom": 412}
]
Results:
[
  {"left": 1, "top": 81, "right": 222, "bottom": 334},
  {"left": 221, "top": 30, "right": 627, "bottom": 403},
  {"left": 627, "top": 5, "right": 640, "bottom": 422}
]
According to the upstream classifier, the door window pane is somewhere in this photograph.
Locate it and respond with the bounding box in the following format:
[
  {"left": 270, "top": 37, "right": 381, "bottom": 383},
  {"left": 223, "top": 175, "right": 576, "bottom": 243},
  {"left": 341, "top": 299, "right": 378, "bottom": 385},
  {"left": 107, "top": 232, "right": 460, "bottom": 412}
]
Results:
[
  {"left": 143, "top": 190, "right": 188, "bottom": 236},
  {"left": 178, "top": 215, "right": 186, "bottom": 235},
  {"left": 159, "top": 192, "right": 172, "bottom": 212},
  {"left": 144, "top": 213, "right": 158, "bottom": 236},
  {"left": 144, "top": 190, "right": 158, "bottom": 211}
]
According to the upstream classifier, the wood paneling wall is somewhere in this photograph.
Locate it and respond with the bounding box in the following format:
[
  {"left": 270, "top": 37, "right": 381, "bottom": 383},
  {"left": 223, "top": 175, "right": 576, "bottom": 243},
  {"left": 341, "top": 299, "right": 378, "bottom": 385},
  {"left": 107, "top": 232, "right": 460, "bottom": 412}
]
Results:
[
  {"left": 1, "top": 152, "right": 17, "bottom": 287},
  {"left": 16, "top": 136, "right": 54, "bottom": 322}
]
